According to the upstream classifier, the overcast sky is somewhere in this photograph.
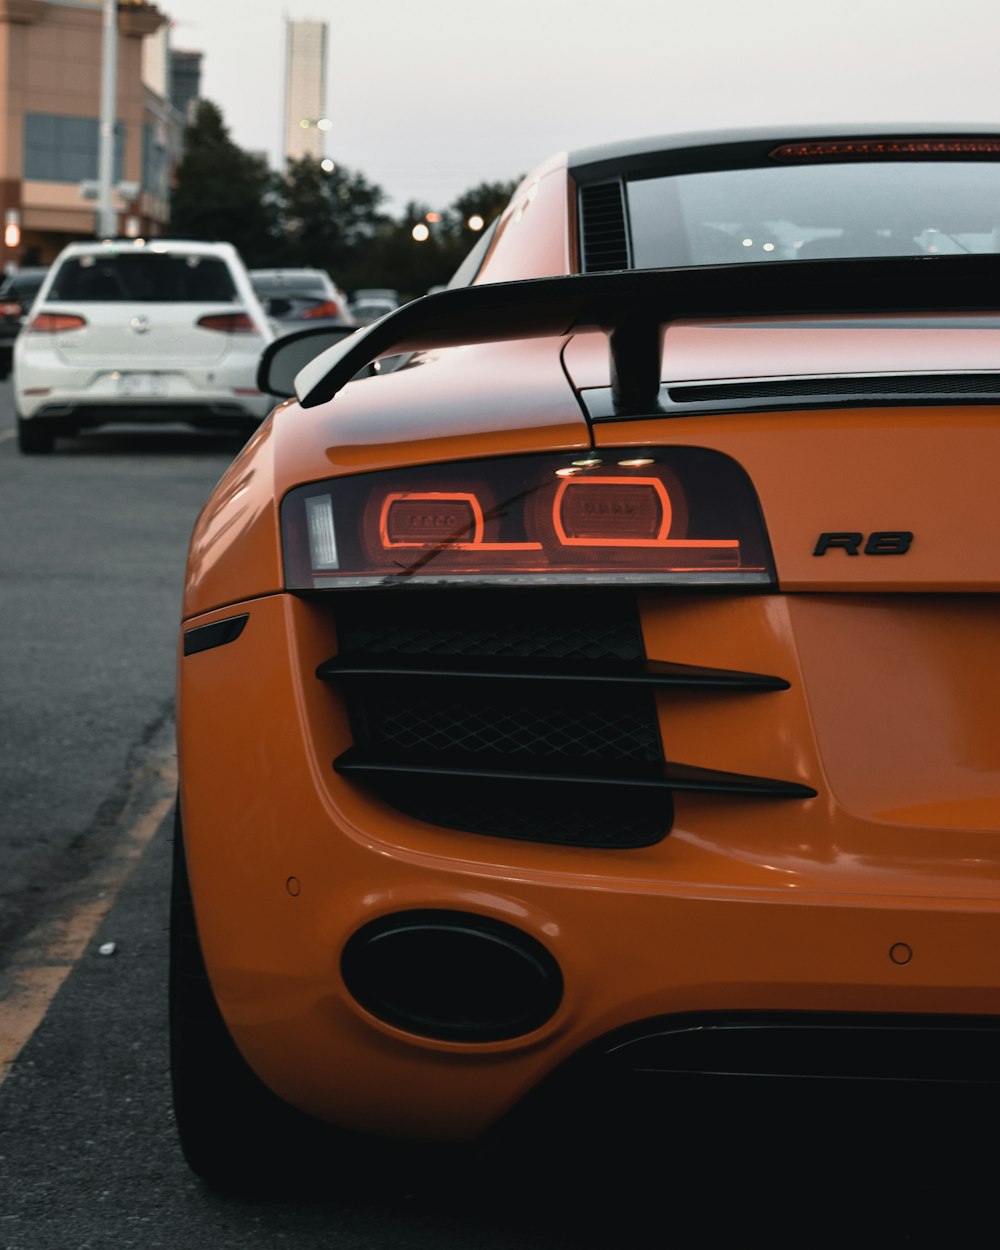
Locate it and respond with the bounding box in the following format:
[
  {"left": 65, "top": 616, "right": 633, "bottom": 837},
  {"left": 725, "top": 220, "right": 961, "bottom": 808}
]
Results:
[{"left": 159, "top": 0, "right": 1000, "bottom": 212}]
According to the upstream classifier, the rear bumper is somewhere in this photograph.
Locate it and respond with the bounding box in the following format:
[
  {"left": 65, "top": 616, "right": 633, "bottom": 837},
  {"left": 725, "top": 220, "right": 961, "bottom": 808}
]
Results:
[
  {"left": 14, "top": 352, "right": 274, "bottom": 420},
  {"left": 22, "top": 400, "right": 269, "bottom": 429},
  {"left": 177, "top": 590, "right": 1000, "bottom": 1142}
]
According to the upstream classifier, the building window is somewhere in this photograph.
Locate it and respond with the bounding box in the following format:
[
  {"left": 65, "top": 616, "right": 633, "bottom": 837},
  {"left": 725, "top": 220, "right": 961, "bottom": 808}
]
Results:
[
  {"left": 142, "top": 124, "right": 169, "bottom": 199},
  {"left": 23, "top": 114, "right": 125, "bottom": 184}
]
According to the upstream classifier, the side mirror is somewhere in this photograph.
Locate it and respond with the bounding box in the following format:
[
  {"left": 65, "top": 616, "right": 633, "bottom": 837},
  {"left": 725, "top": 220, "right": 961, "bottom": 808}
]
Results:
[{"left": 257, "top": 325, "right": 360, "bottom": 398}]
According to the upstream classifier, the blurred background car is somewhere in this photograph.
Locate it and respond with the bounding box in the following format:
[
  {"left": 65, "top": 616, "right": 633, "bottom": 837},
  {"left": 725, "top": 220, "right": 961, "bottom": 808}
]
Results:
[
  {"left": 348, "top": 288, "right": 400, "bottom": 325},
  {"left": 250, "top": 267, "right": 354, "bottom": 336},
  {"left": 13, "top": 239, "right": 273, "bottom": 454},
  {"left": 0, "top": 267, "right": 48, "bottom": 380},
  {"left": 351, "top": 286, "right": 400, "bottom": 305}
]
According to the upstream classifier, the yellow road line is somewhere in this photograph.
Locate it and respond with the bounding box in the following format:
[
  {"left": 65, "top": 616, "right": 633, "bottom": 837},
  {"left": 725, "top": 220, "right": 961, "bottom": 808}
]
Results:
[{"left": 0, "top": 737, "right": 176, "bottom": 1083}]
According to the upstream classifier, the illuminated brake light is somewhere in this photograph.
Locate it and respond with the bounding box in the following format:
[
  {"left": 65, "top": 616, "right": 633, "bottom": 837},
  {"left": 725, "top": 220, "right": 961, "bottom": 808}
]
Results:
[
  {"left": 554, "top": 477, "right": 670, "bottom": 545},
  {"left": 29, "top": 313, "right": 86, "bottom": 332},
  {"left": 379, "top": 491, "right": 541, "bottom": 553},
  {"left": 280, "top": 450, "right": 774, "bottom": 589},
  {"left": 300, "top": 300, "right": 342, "bottom": 320},
  {"left": 197, "top": 313, "right": 258, "bottom": 333},
  {"left": 770, "top": 138, "right": 1000, "bottom": 161},
  {"left": 381, "top": 492, "right": 484, "bottom": 546}
]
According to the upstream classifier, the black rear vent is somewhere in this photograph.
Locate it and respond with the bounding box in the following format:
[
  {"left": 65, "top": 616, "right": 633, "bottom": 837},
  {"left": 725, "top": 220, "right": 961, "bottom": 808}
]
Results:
[
  {"left": 579, "top": 181, "right": 631, "bottom": 272},
  {"left": 327, "top": 590, "right": 669, "bottom": 848},
  {"left": 354, "top": 685, "right": 662, "bottom": 764},
  {"left": 369, "top": 774, "right": 666, "bottom": 849},
  {"left": 319, "top": 590, "right": 812, "bottom": 849},
  {"left": 668, "top": 372, "right": 1000, "bottom": 405},
  {"left": 335, "top": 603, "right": 643, "bottom": 663}
]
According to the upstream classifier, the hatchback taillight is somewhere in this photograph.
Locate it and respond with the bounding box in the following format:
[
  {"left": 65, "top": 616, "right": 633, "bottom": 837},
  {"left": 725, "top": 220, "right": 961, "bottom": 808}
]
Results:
[
  {"left": 0, "top": 301, "right": 23, "bottom": 317},
  {"left": 28, "top": 313, "right": 86, "bottom": 332},
  {"left": 299, "top": 299, "right": 342, "bottom": 320},
  {"left": 197, "top": 312, "right": 258, "bottom": 333}
]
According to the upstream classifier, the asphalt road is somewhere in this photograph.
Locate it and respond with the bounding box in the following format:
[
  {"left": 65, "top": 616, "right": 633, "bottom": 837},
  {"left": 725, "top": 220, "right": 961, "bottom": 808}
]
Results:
[{"left": 0, "top": 380, "right": 995, "bottom": 1247}]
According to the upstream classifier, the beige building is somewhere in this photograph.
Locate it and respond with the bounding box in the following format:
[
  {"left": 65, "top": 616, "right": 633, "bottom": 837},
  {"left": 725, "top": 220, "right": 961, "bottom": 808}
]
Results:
[
  {"left": 283, "top": 18, "right": 327, "bottom": 165},
  {"left": 0, "top": 0, "right": 180, "bottom": 268}
]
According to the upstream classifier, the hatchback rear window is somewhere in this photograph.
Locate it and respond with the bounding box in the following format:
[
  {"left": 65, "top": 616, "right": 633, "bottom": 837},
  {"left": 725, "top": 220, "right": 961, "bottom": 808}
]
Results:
[
  {"left": 48, "top": 253, "right": 238, "bottom": 302},
  {"left": 253, "top": 276, "right": 328, "bottom": 296},
  {"left": 0, "top": 271, "right": 47, "bottom": 300}
]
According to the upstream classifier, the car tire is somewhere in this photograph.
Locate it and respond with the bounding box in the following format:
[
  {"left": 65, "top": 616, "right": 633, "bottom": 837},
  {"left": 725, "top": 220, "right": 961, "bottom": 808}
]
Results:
[
  {"left": 16, "top": 415, "right": 55, "bottom": 454},
  {"left": 169, "top": 806, "right": 414, "bottom": 1195}
]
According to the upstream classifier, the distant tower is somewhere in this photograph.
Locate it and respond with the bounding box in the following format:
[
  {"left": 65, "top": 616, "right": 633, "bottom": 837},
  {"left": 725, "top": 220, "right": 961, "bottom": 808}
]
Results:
[
  {"left": 170, "top": 49, "right": 203, "bottom": 124},
  {"left": 284, "top": 19, "right": 329, "bottom": 165}
]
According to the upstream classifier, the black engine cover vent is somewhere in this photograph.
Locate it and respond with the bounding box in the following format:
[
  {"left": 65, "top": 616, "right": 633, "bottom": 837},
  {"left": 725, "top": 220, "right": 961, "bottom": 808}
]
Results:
[{"left": 579, "top": 180, "right": 631, "bottom": 272}]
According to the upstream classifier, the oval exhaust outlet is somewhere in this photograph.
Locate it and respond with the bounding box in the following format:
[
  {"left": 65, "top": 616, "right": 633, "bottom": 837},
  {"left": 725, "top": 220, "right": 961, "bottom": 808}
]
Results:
[{"left": 341, "top": 909, "right": 563, "bottom": 1043}]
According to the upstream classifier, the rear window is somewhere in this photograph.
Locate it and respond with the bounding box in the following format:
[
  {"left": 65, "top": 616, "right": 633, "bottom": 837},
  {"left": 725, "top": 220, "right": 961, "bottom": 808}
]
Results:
[
  {"left": 253, "top": 275, "right": 328, "bottom": 296},
  {"left": 0, "top": 271, "right": 46, "bottom": 300},
  {"left": 47, "top": 253, "right": 238, "bottom": 302},
  {"left": 626, "top": 162, "right": 1000, "bottom": 268}
]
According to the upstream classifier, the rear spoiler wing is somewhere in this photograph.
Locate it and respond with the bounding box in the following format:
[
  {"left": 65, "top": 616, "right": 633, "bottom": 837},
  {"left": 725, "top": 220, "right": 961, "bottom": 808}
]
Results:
[{"left": 294, "top": 255, "right": 1000, "bottom": 414}]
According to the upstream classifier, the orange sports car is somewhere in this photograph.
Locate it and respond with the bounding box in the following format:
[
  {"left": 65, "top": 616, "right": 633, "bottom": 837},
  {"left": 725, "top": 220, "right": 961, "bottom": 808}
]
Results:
[{"left": 172, "top": 124, "right": 1000, "bottom": 1189}]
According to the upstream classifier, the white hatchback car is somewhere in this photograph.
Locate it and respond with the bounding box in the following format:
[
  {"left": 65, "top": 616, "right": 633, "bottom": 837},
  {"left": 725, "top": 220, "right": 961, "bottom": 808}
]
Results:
[{"left": 14, "top": 239, "right": 274, "bottom": 453}]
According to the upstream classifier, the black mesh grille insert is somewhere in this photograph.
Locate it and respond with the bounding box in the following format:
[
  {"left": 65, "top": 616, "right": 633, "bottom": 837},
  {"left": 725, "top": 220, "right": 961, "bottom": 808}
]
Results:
[
  {"left": 579, "top": 181, "right": 631, "bottom": 273},
  {"left": 376, "top": 774, "right": 670, "bottom": 849},
  {"left": 337, "top": 611, "right": 643, "bottom": 663},
  {"left": 669, "top": 372, "right": 1000, "bottom": 404},
  {"left": 329, "top": 590, "right": 670, "bottom": 848},
  {"left": 362, "top": 685, "right": 662, "bottom": 763}
]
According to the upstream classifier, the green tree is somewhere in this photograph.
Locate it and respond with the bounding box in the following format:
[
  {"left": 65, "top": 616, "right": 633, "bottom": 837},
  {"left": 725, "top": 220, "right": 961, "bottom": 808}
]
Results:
[
  {"left": 448, "top": 179, "right": 521, "bottom": 238},
  {"left": 358, "top": 180, "right": 523, "bottom": 301},
  {"left": 435, "top": 178, "right": 522, "bottom": 268},
  {"left": 169, "top": 101, "right": 281, "bottom": 265},
  {"left": 277, "top": 157, "right": 386, "bottom": 286}
]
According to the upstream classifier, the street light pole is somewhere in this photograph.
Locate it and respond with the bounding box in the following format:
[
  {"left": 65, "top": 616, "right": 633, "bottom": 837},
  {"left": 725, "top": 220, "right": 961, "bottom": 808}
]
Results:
[{"left": 96, "top": 0, "right": 118, "bottom": 238}]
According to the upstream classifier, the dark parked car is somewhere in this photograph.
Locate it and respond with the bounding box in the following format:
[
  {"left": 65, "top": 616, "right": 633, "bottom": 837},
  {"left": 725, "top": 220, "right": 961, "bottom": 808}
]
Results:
[
  {"left": 0, "top": 267, "right": 47, "bottom": 379},
  {"left": 348, "top": 286, "right": 400, "bottom": 325},
  {"left": 250, "top": 268, "right": 354, "bottom": 335}
]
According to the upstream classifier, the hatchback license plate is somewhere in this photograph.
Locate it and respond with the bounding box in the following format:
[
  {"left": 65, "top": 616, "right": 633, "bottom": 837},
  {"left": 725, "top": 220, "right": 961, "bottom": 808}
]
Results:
[{"left": 116, "top": 373, "right": 164, "bottom": 397}]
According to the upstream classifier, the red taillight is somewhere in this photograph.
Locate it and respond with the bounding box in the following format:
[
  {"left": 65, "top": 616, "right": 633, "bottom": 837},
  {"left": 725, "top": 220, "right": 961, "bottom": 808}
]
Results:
[
  {"left": 554, "top": 477, "right": 671, "bottom": 545},
  {"left": 771, "top": 138, "right": 1000, "bottom": 161},
  {"left": 197, "top": 312, "right": 258, "bottom": 333},
  {"left": 29, "top": 313, "right": 86, "bottom": 332},
  {"left": 299, "top": 299, "right": 342, "bottom": 320},
  {"left": 0, "top": 301, "right": 23, "bottom": 317},
  {"left": 280, "top": 450, "right": 774, "bottom": 590},
  {"left": 381, "top": 493, "right": 484, "bottom": 546}
]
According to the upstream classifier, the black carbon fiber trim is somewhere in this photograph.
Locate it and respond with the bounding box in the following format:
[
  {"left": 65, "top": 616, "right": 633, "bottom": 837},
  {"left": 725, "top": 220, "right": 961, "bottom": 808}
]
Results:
[
  {"left": 335, "top": 748, "right": 816, "bottom": 799},
  {"left": 318, "top": 656, "right": 790, "bottom": 690},
  {"left": 670, "top": 372, "right": 1000, "bottom": 402},
  {"left": 183, "top": 614, "right": 249, "bottom": 656}
]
